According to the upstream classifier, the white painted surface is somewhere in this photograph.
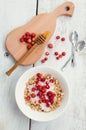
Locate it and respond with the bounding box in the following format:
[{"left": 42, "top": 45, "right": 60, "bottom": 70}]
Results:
[
  {"left": 0, "top": 0, "right": 36, "bottom": 130},
  {"left": 0, "top": 0, "right": 86, "bottom": 130}
]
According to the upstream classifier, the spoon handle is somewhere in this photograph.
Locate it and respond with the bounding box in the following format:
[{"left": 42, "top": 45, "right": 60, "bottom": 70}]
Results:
[
  {"left": 61, "top": 56, "right": 72, "bottom": 71},
  {"left": 71, "top": 43, "right": 76, "bottom": 67}
]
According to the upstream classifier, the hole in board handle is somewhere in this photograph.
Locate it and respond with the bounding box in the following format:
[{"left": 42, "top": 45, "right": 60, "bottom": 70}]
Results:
[{"left": 65, "top": 6, "right": 70, "bottom": 11}]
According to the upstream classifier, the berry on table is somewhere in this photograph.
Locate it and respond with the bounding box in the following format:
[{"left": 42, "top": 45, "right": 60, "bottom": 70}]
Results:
[
  {"left": 56, "top": 35, "right": 60, "bottom": 40},
  {"left": 62, "top": 52, "right": 66, "bottom": 56},
  {"left": 48, "top": 43, "right": 53, "bottom": 48},
  {"left": 45, "top": 52, "right": 49, "bottom": 56},
  {"left": 61, "top": 37, "right": 65, "bottom": 41},
  {"left": 54, "top": 52, "right": 59, "bottom": 56}
]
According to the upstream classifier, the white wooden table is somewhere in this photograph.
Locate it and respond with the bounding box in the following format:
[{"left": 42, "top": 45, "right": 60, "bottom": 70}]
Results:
[{"left": 0, "top": 0, "right": 86, "bottom": 130}]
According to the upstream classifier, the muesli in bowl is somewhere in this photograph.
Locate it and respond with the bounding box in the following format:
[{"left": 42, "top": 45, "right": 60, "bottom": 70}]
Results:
[{"left": 24, "top": 73, "right": 64, "bottom": 112}]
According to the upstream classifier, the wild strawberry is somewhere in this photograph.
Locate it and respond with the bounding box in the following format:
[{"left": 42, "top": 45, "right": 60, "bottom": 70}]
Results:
[
  {"left": 47, "top": 91, "right": 53, "bottom": 97},
  {"left": 37, "top": 91, "right": 42, "bottom": 97},
  {"left": 32, "top": 87, "right": 37, "bottom": 92},
  {"left": 54, "top": 52, "right": 59, "bottom": 56},
  {"left": 37, "top": 73, "right": 42, "bottom": 78},
  {"left": 27, "top": 39, "right": 31, "bottom": 43},
  {"left": 41, "top": 78, "right": 46, "bottom": 82},
  {"left": 20, "top": 37, "right": 24, "bottom": 42},
  {"left": 56, "top": 35, "right": 60, "bottom": 40},
  {"left": 32, "top": 38, "right": 35, "bottom": 42},
  {"left": 44, "top": 57, "right": 48, "bottom": 61},
  {"left": 35, "top": 80, "right": 39, "bottom": 84},
  {"left": 46, "top": 85, "right": 50, "bottom": 89},
  {"left": 37, "top": 85, "right": 42, "bottom": 90},
  {"left": 50, "top": 99, "right": 54, "bottom": 104},
  {"left": 41, "top": 59, "right": 45, "bottom": 63},
  {"left": 45, "top": 52, "right": 49, "bottom": 56},
  {"left": 46, "top": 103, "right": 50, "bottom": 107},
  {"left": 59, "top": 55, "right": 63, "bottom": 58},
  {"left": 62, "top": 52, "right": 66, "bottom": 56},
  {"left": 31, "top": 33, "right": 36, "bottom": 38},
  {"left": 46, "top": 81, "right": 49, "bottom": 85},
  {"left": 56, "top": 57, "right": 60, "bottom": 60},
  {"left": 49, "top": 79, "right": 54, "bottom": 83},
  {"left": 25, "top": 32, "right": 30, "bottom": 36},
  {"left": 61, "top": 37, "right": 65, "bottom": 41},
  {"left": 27, "top": 44, "right": 32, "bottom": 49},
  {"left": 31, "top": 93, "right": 36, "bottom": 98},
  {"left": 48, "top": 43, "right": 53, "bottom": 48},
  {"left": 26, "top": 96, "right": 30, "bottom": 100},
  {"left": 41, "top": 87, "right": 46, "bottom": 93},
  {"left": 39, "top": 99, "right": 42, "bottom": 103}
]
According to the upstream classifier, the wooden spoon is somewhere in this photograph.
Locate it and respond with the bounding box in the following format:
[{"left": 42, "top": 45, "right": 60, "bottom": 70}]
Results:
[{"left": 6, "top": 2, "right": 75, "bottom": 66}]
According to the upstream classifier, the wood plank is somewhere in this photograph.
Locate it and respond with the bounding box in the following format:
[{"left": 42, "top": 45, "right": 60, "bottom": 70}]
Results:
[
  {"left": 0, "top": 0, "right": 36, "bottom": 130},
  {"left": 31, "top": 0, "right": 86, "bottom": 130}
]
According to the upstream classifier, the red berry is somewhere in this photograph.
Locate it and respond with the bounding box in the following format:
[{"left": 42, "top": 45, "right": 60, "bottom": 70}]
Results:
[
  {"left": 31, "top": 41, "right": 35, "bottom": 45},
  {"left": 41, "top": 97, "right": 46, "bottom": 103},
  {"left": 37, "top": 91, "right": 42, "bottom": 97},
  {"left": 50, "top": 99, "right": 54, "bottom": 104},
  {"left": 31, "top": 33, "right": 36, "bottom": 38},
  {"left": 54, "top": 52, "right": 59, "bottom": 56},
  {"left": 62, "top": 52, "right": 66, "bottom": 56},
  {"left": 37, "top": 85, "right": 42, "bottom": 90},
  {"left": 27, "top": 44, "right": 32, "bottom": 49},
  {"left": 41, "top": 87, "right": 46, "bottom": 93},
  {"left": 56, "top": 57, "right": 60, "bottom": 60},
  {"left": 31, "top": 93, "right": 36, "bottom": 98},
  {"left": 20, "top": 37, "right": 24, "bottom": 42},
  {"left": 61, "top": 37, "right": 65, "bottom": 41},
  {"left": 53, "top": 93, "right": 56, "bottom": 97},
  {"left": 37, "top": 73, "right": 42, "bottom": 78},
  {"left": 32, "top": 87, "right": 37, "bottom": 92},
  {"left": 56, "top": 36, "right": 60, "bottom": 40},
  {"left": 26, "top": 96, "right": 30, "bottom": 100},
  {"left": 48, "top": 43, "right": 53, "bottom": 48},
  {"left": 46, "top": 85, "right": 50, "bottom": 89},
  {"left": 45, "top": 52, "right": 49, "bottom": 56},
  {"left": 49, "top": 79, "right": 54, "bottom": 83},
  {"left": 41, "top": 78, "right": 46, "bottom": 82},
  {"left": 35, "top": 80, "right": 39, "bottom": 84},
  {"left": 59, "top": 55, "right": 63, "bottom": 58},
  {"left": 47, "top": 91, "right": 53, "bottom": 97},
  {"left": 27, "top": 39, "right": 31, "bottom": 43},
  {"left": 25, "top": 32, "right": 30, "bottom": 36},
  {"left": 41, "top": 59, "right": 45, "bottom": 63},
  {"left": 46, "top": 103, "right": 50, "bottom": 107},
  {"left": 46, "top": 81, "right": 49, "bottom": 85},
  {"left": 32, "top": 38, "right": 35, "bottom": 42},
  {"left": 44, "top": 57, "right": 48, "bottom": 61},
  {"left": 39, "top": 100, "right": 42, "bottom": 103},
  {"left": 23, "top": 35, "right": 27, "bottom": 39},
  {"left": 26, "top": 35, "right": 30, "bottom": 40}
]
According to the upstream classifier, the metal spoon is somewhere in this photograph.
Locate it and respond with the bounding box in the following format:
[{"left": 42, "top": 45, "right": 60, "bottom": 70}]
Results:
[
  {"left": 61, "top": 40, "right": 86, "bottom": 71},
  {"left": 61, "top": 31, "right": 78, "bottom": 71},
  {"left": 70, "top": 31, "right": 78, "bottom": 67},
  {"left": 76, "top": 40, "right": 86, "bottom": 52}
]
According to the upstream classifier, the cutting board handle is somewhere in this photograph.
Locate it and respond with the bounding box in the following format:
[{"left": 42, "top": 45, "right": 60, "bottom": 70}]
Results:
[{"left": 53, "top": 2, "right": 75, "bottom": 17}]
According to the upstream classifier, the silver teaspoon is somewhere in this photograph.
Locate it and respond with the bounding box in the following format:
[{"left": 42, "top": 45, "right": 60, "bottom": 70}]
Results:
[
  {"left": 61, "top": 41, "right": 86, "bottom": 71},
  {"left": 76, "top": 40, "right": 86, "bottom": 52},
  {"left": 70, "top": 31, "right": 78, "bottom": 67}
]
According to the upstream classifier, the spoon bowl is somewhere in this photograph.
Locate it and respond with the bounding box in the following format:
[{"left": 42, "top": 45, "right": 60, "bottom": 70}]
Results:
[{"left": 76, "top": 41, "right": 86, "bottom": 52}]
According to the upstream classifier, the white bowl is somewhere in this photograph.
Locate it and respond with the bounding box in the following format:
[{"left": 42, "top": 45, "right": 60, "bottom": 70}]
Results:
[{"left": 15, "top": 66, "right": 70, "bottom": 121}]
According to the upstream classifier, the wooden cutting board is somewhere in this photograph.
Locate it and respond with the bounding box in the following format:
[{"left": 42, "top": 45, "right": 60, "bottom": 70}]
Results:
[{"left": 6, "top": 2, "right": 74, "bottom": 66}]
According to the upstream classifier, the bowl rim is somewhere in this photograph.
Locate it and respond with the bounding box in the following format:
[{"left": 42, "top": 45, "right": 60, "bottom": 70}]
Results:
[{"left": 15, "top": 65, "right": 70, "bottom": 121}]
